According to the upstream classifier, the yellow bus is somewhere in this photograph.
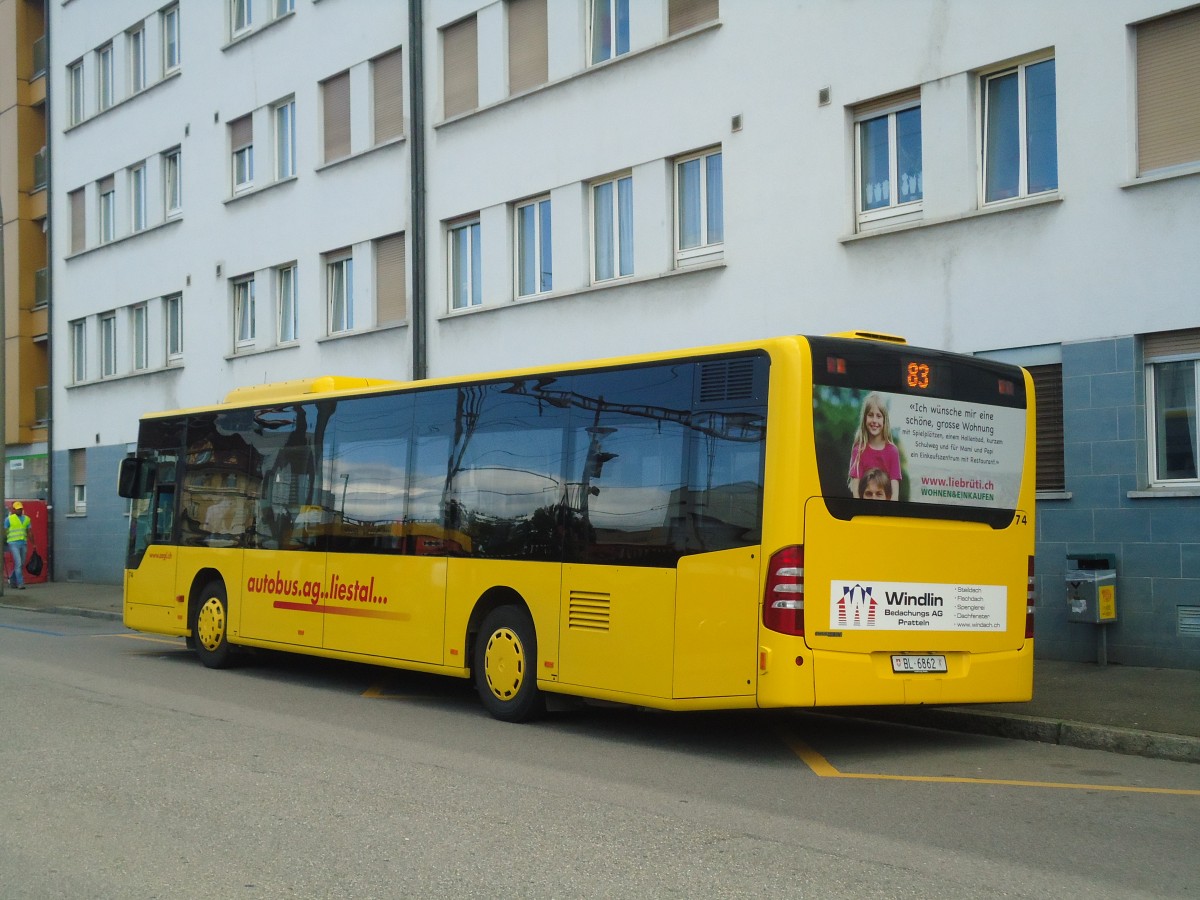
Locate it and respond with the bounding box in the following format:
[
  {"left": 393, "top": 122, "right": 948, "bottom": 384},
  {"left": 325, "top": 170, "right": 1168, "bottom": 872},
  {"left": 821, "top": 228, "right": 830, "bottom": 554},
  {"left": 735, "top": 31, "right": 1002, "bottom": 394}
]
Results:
[{"left": 118, "top": 333, "right": 1035, "bottom": 721}]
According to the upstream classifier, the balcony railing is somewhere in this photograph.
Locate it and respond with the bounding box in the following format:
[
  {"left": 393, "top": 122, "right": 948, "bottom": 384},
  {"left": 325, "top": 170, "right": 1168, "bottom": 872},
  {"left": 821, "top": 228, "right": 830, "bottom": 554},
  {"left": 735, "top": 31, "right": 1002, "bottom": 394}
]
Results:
[{"left": 33, "top": 147, "right": 47, "bottom": 191}]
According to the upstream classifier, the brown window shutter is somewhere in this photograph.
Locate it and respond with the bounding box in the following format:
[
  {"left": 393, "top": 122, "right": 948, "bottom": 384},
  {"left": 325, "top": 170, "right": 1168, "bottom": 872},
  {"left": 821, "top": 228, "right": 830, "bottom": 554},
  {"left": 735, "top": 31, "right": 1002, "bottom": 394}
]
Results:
[
  {"left": 229, "top": 114, "right": 252, "bottom": 150},
  {"left": 1028, "top": 364, "right": 1065, "bottom": 492},
  {"left": 375, "top": 232, "right": 406, "bottom": 325},
  {"left": 443, "top": 16, "right": 479, "bottom": 118},
  {"left": 323, "top": 72, "right": 351, "bottom": 161},
  {"left": 70, "top": 189, "right": 85, "bottom": 253},
  {"left": 508, "top": 0, "right": 548, "bottom": 95},
  {"left": 854, "top": 87, "right": 921, "bottom": 119},
  {"left": 373, "top": 49, "right": 404, "bottom": 143},
  {"left": 1144, "top": 328, "right": 1200, "bottom": 359},
  {"left": 1136, "top": 6, "right": 1200, "bottom": 174},
  {"left": 668, "top": 0, "right": 719, "bottom": 36}
]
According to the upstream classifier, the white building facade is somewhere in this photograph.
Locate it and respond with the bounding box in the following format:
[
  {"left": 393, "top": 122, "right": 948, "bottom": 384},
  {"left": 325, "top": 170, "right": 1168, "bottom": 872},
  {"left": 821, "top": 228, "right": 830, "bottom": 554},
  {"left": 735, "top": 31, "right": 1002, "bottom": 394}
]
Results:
[{"left": 49, "top": 0, "right": 1200, "bottom": 668}]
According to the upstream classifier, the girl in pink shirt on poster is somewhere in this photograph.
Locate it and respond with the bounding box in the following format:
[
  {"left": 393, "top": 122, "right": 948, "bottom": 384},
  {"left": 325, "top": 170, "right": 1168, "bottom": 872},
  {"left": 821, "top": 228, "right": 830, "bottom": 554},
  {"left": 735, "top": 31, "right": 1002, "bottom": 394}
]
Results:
[{"left": 848, "top": 393, "right": 901, "bottom": 500}]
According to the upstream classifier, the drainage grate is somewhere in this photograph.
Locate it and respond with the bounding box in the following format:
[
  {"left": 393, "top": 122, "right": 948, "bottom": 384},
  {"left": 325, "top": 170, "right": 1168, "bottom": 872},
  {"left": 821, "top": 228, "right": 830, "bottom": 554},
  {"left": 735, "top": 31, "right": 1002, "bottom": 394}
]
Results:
[{"left": 1179, "top": 606, "right": 1200, "bottom": 636}]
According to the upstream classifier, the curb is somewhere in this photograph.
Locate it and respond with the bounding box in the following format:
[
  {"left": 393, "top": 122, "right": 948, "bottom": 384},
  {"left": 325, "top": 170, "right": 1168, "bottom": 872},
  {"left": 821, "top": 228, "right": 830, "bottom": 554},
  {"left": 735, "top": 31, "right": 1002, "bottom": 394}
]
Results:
[
  {"left": 848, "top": 706, "right": 1200, "bottom": 765},
  {"left": 0, "top": 602, "right": 122, "bottom": 622}
]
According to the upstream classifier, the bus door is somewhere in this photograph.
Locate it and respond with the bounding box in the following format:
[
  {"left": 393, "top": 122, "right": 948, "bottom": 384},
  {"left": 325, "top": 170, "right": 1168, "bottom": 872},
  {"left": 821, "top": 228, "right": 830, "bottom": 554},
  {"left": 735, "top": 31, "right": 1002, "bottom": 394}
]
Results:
[{"left": 121, "top": 438, "right": 184, "bottom": 635}]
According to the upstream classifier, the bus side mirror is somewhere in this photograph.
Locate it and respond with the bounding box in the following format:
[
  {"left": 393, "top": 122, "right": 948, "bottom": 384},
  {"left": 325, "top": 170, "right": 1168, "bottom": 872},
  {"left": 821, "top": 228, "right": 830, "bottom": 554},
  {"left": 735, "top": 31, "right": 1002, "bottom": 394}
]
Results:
[{"left": 118, "top": 457, "right": 152, "bottom": 499}]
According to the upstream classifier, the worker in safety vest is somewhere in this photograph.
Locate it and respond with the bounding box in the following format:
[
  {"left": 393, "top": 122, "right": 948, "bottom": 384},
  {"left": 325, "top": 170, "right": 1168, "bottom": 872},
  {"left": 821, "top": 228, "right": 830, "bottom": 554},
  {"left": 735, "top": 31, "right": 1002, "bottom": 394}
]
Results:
[{"left": 5, "top": 501, "right": 35, "bottom": 590}]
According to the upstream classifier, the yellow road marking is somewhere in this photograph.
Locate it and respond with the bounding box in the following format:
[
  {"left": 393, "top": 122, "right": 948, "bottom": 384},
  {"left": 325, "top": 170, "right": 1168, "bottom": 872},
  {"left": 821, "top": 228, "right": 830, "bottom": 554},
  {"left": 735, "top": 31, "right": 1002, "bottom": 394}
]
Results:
[{"left": 781, "top": 732, "right": 1200, "bottom": 796}]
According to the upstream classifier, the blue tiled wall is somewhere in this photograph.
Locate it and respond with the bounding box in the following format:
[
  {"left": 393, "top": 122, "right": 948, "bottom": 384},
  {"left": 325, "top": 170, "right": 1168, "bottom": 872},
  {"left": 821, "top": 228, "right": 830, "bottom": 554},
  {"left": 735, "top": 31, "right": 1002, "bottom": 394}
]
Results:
[
  {"left": 1037, "top": 338, "right": 1199, "bottom": 669},
  {"left": 51, "top": 445, "right": 127, "bottom": 585}
]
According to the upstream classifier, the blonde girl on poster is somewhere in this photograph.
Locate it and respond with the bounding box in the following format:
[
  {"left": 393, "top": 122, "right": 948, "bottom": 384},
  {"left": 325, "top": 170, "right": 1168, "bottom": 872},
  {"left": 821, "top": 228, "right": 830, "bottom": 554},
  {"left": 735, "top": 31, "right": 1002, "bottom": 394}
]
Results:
[{"left": 848, "top": 393, "right": 901, "bottom": 500}]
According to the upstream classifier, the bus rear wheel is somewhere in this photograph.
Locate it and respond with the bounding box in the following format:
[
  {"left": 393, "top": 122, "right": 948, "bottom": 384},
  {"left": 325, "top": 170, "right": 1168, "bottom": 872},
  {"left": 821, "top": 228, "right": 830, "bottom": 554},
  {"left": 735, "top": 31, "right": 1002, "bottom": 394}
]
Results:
[
  {"left": 474, "top": 605, "right": 545, "bottom": 722},
  {"left": 193, "top": 581, "right": 235, "bottom": 669}
]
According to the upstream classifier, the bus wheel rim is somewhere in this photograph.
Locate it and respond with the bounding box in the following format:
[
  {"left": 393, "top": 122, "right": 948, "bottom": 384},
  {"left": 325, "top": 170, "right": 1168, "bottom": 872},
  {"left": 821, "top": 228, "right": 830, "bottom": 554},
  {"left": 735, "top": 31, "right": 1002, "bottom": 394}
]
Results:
[
  {"left": 484, "top": 627, "right": 524, "bottom": 701},
  {"left": 196, "top": 597, "right": 225, "bottom": 651}
]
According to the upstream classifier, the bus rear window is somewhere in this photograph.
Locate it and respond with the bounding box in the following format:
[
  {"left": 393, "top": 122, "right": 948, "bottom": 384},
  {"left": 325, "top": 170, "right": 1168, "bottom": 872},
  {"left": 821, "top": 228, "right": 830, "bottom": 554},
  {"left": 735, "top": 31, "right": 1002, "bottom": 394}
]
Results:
[{"left": 809, "top": 337, "right": 1027, "bottom": 526}]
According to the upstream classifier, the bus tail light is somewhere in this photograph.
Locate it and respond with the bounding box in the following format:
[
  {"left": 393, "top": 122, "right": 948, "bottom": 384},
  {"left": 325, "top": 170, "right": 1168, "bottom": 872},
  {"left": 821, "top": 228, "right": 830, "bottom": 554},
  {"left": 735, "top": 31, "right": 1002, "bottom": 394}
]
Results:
[
  {"left": 1026, "top": 555, "right": 1036, "bottom": 640},
  {"left": 763, "top": 545, "right": 805, "bottom": 636}
]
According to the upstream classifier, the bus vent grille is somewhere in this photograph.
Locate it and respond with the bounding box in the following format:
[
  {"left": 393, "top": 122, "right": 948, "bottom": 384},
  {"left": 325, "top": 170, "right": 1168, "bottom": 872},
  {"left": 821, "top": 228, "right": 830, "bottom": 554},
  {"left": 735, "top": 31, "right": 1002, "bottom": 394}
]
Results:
[
  {"left": 568, "top": 591, "right": 611, "bottom": 631},
  {"left": 699, "top": 358, "right": 756, "bottom": 403}
]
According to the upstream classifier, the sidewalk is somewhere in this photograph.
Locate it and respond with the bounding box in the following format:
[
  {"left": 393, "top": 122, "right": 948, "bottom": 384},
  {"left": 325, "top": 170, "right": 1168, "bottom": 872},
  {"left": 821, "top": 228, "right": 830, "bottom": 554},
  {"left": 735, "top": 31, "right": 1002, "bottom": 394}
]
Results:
[{"left": 3, "top": 580, "right": 1198, "bottom": 763}]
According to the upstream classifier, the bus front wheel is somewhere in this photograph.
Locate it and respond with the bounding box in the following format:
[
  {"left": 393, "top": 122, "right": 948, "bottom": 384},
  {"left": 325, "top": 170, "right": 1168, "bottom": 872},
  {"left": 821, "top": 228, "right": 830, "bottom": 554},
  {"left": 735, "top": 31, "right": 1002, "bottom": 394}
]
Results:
[
  {"left": 193, "top": 581, "right": 235, "bottom": 669},
  {"left": 474, "top": 605, "right": 545, "bottom": 723}
]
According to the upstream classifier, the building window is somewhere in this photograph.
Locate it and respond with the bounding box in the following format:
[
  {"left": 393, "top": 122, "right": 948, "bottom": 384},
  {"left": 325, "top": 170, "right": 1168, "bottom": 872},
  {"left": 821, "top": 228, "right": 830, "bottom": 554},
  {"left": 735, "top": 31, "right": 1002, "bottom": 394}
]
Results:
[
  {"left": 592, "top": 174, "right": 633, "bottom": 282},
  {"left": 275, "top": 0, "right": 295, "bottom": 18},
  {"left": 133, "top": 304, "right": 149, "bottom": 371},
  {"left": 70, "top": 449, "right": 87, "bottom": 514},
  {"left": 375, "top": 232, "right": 407, "bottom": 325},
  {"left": 234, "top": 277, "right": 256, "bottom": 347},
  {"left": 69, "top": 60, "right": 84, "bottom": 125},
  {"left": 163, "top": 4, "right": 181, "bottom": 73},
  {"left": 230, "top": 115, "right": 253, "bottom": 192},
  {"left": 669, "top": 0, "right": 718, "bottom": 36},
  {"left": 982, "top": 56, "right": 1057, "bottom": 203},
  {"left": 590, "top": 0, "right": 630, "bottom": 64},
  {"left": 97, "top": 44, "right": 114, "bottom": 111},
  {"left": 855, "top": 92, "right": 922, "bottom": 228},
  {"left": 71, "top": 320, "right": 86, "bottom": 382},
  {"left": 98, "top": 176, "right": 116, "bottom": 243},
  {"left": 1027, "top": 364, "right": 1065, "bottom": 492},
  {"left": 166, "top": 293, "right": 183, "bottom": 359},
  {"left": 508, "top": 0, "right": 548, "bottom": 95},
  {"left": 443, "top": 15, "right": 479, "bottom": 118},
  {"left": 130, "top": 164, "right": 147, "bottom": 233},
  {"left": 277, "top": 264, "right": 298, "bottom": 343},
  {"left": 275, "top": 98, "right": 296, "bottom": 180},
  {"left": 373, "top": 49, "right": 404, "bottom": 144},
  {"left": 1135, "top": 7, "right": 1200, "bottom": 176},
  {"left": 327, "top": 252, "right": 354, "bottom": 333},
  {"left": 449, "top": 219, "right": 481, "bottom": 309},
  {"left": 231, "top": 0, "right": 252, "bottom": 36},
  {"left": 164, "top": 148, "right": 182, "bottom": 216},
  {"left": 322, "top": 71, "right": 351, "bottom": 162},
  {"left": 675, "top": 148, "right": 723, "bottom": 264},
  {"left": 1146, "top": 331, "right": 1200, "bottom": 485},
  {"left": 69, "top": 189, "right": 86, "bottom": 254},
  {"left": 515, "top": 197, "right": 552, "bottom": 297},
  {"left": 128, "top": 25, "right": 146, "bottom": 93},
  {"left": 101, "top": 313, "right": 117, "bottom": 377}
]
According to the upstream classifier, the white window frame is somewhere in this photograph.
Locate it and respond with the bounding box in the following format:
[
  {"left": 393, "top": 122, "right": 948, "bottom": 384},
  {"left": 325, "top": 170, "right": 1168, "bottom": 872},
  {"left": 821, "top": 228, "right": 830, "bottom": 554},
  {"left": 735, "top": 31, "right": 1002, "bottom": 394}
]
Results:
[
  {"left": 589, "top": 0, "right": 630, "bottom": 65},
  {"left": 128, "top": 25, "right": 146, "bottom": 94},
  {"left": 233, "top": 277, "right": 256, "bottom": 348},
  {"left": 1146, "top": 355, "right": 1200, "bottom": 486},
  {"left": 981, "top": 55, "right": 1058, "bottom": 205},
  {"left": 68, "top": 60, "right": 84, "bottom": 125},
  {"left": 674, "top": 148, "right": 724, "bottom": 265},
  {"left": 591, "top": 173, "right": 633, "bottom": 283},
  {"left": 327, "top": 252, "right": 354, "bottom": 333},
  {"left": 515, "top": 196, "right": 552, "bottom": 298},
  {"left": 277, "top": 264, "right": 298, "bottom": 343},
  {"left": 130, "top": 164, "right": 147, "bottom": 233},
  {"left": 231, "top": 0, "right": 252, "bottom": 37},
  {"left": 164, "top": 148, "right": 182, "bottom": 217},
  {"left": 165, "top": 293, "right": 183, "bottom": 360},
  {"left": 132, "top": 304, "right": 149, "bottom": 370},
  {"left": 448, "top": 218, "right": 482, "bottom": 310},
  {"left": 100, "top": 312, "right": 117, "bottom": 377},
  {"left": 854, "top": 101, "right": 922, "bottom": 229},
  {"left": 275, "top": 98, "right": 296, "bottom": 180},
  {"left": 97, "top": 44, "right": 114, "bottom": 111},
  {"left": 99, "top": 184, "right": 116, "bottom": 243},
  {"left": 162, "top": 4, "right": 181, "bottom": 74},
  {"left": 71, "top": 320, "right": 86, "bottom": 383}
]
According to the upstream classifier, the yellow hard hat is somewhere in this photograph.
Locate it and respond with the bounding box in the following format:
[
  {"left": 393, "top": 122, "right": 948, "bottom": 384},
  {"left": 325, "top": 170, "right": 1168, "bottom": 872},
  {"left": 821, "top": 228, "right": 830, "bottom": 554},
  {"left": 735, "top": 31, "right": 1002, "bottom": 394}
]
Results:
[{"left": 11, "top": 501, "right": 22, "bottom": 510}]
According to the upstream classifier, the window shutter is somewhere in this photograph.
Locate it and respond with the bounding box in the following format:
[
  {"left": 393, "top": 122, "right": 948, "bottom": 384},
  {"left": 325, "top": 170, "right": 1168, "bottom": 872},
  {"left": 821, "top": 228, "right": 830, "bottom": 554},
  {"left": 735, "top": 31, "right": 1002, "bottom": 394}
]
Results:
[
  {"left": 229, "top": 115, "right": 252, "bottom": 152},
  {"left": 1136, "top": 6, "right": 1200, "bottom": 174},
  {"left": 373, "top": 49, "right": 404, "bottom": 144},
  {"left": 443, "top": 16, "right": 479, "bottom": 118},
  {"left": 1028, "top": 364, "right": 1065, "bottom": 492},
  {"left": 854, "top": 87, "right": 921, "bottom": 119},
  {"left": 508, "top": 0, "right": 548, "bottom": 95},
  {"left": 323, "top": 72, "right": 351, "bottom": 161},
  {"left": 375, "top": 232, "right": 406, "bottom": 325},
  {"left": 70, "top": 189, "right": 85, "bottom": 253},
  {"left": 98, "top": 175, "right": 114, "bottom": 195},
  {"left": 668, "top": 0, "right": 719, "bottom": 36},
  {"left": 1144, "top": 328, "right": 1200, "bottom": 359}
]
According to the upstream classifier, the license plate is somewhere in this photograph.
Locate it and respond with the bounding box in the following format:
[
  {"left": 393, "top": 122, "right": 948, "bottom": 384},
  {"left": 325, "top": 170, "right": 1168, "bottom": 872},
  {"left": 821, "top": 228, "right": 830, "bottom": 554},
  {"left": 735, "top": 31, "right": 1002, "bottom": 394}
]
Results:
[{"left": 891, "top": 654, "right": 947, "bottom": 674}]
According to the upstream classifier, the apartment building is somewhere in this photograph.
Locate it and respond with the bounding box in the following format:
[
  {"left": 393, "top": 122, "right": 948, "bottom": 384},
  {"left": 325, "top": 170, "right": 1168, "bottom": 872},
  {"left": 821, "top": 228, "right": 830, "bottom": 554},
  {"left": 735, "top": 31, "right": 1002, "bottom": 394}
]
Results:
[
  {"left": 0, "top": 0, "right": 51, "bottom": 502},
  {"left": 48, "top": 0, "right": 1200, "bottom": 668}
]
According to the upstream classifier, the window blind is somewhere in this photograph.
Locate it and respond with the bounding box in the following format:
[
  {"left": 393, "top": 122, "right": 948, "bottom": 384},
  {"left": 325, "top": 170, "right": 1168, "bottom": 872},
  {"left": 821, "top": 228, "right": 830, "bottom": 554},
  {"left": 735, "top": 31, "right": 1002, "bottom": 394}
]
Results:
[
  {"left": 70, "top": 189, "right": 85, "bottom": 253},
  {"left": 669, "top": 0, "right": 719, "bottom": 36},
  {"left": 373, "top": 50, "right": 404, "bottom": 143},
  {"left": 1136, "top": 6, "right": 1200, "bottom": 174},
  {"left": 229, "top": 114, "right": 253, "bottom": 150},
  {"left": 375, "top": 233, "right": 407, "bottom": 325},
  {"left": 323, "top": 72, "right": 351, "bottom": 161},
  {"left": 1027, "top": 364, "right": 1065, "bottom": 492},
  {"left": 443, "top": 16, "right": 479, "bottom": 118},
  {"left": 1144, "top": 328, "right": 1200, "bottom": 359},
  {"left": 508, "top": 0, "right": 548, "bottom": 95}
]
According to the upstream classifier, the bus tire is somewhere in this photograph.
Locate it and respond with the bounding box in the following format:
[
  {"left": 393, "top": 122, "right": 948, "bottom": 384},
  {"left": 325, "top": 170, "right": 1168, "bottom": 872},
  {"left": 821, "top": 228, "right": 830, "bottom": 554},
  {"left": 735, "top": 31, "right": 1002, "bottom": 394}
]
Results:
[
  {"left": 474, "top": 605, "right": 545, "bottom": 723},
  {"left": 193, "top": 581, "right": 235, "bottom": 669}
]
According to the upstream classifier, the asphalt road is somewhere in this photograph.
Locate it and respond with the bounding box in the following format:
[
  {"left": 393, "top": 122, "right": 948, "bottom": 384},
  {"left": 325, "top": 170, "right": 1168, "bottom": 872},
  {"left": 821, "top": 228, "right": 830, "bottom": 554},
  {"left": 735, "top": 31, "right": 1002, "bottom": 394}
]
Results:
[{"left": 2, "top": 607, "right": 1198, "bottom": 899}]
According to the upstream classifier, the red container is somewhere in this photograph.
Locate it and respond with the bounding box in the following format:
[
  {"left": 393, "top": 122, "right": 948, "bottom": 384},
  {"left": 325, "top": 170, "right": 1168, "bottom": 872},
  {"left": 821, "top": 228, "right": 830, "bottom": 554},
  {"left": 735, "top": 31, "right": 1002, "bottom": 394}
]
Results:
[{"left": 3, "top": 499, "right": 49, "bottom": 585}]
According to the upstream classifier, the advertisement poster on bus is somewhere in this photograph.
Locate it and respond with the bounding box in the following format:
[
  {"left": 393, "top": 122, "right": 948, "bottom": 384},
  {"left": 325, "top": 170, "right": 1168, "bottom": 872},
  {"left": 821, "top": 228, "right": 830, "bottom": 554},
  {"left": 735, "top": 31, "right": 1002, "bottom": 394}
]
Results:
[{"left": 812, "top": 386, "right": 1026, "bottom": 509}]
